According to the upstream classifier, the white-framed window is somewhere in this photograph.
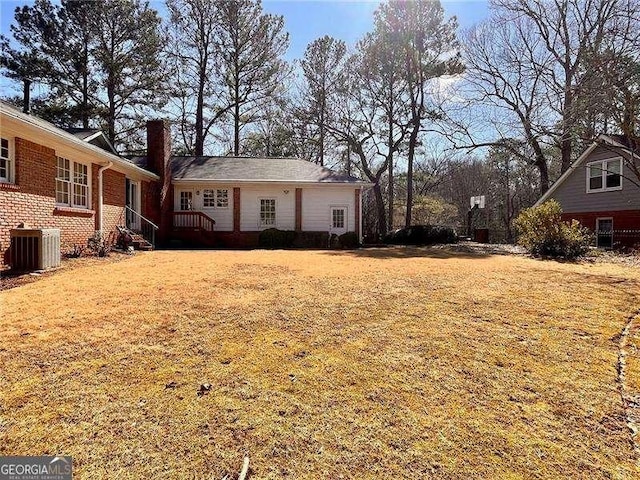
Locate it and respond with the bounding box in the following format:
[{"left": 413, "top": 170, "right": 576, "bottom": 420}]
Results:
[
  {"left": 587, "top": 158, "right": 622, "bottom": 193},
  {"left": 216, "top": 189, "right": 229, "bottom": 208},
  {"left": 203, "top": 188, "right": 229, "bottom": 208},
  {"left": 0, "top": 137, "right": 13, "bottom": 183},
  {"left": 259, "top": 198, "right": 276, "bottom": 227},
  {"left": 180, "top": 190, "right": 193, "bottom": 211},
  {"left": 56, "top": 156, "right": 89, "bottom": 208},
  {"left": 203, "top": 189, "right": 215, "bottom": 208}
]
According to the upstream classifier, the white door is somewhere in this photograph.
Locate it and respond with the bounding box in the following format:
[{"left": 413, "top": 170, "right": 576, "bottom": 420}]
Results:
[
  {"left": 126, "top": 179, "right": 141, "bottom": 231},
  {"left": 330, "top": 206, "right": 348, "bottom": 235},
  {"left": 596, "top": 218, "right": 613, "bottom": 249}
]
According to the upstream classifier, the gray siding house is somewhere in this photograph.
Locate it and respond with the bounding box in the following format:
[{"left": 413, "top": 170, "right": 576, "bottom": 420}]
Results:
[{"left": 535, "top": 135, "right": 639, "bottom": 248}]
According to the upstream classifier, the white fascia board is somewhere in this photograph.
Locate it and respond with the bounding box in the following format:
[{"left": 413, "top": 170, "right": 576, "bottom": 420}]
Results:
[
  {"left": 533, "top": 140, "right": 599, "bottom": 207},
  {"left": 172, "top": 178, "right": 373, "bottom": 187},
  {"left": 0, "top": 103, "right": 158, "bottom": 181}
]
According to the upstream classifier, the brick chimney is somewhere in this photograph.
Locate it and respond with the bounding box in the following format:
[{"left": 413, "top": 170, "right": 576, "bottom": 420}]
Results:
[{"left": 146, "top": 120, "right": 172, "bottom": 245}]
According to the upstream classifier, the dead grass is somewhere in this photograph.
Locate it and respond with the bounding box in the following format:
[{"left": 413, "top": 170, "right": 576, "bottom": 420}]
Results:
[{"left": 1, "top": 247, "right": 639, "bottom": 479}]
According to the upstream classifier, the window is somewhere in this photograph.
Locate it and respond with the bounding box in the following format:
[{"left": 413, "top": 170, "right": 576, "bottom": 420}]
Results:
[
  {"left": 203, "top": 188, "right": 228, "bottom": 208},
  {"left": 56, "top": 157, "right": 89, "bottom": 208},
  {"left": 332, "top": 208, "right": 345, "bottom": 229},
  {"left": 587, "top": 158, "right": 622, "bottom": 192},
  {"left": 216, "top": 189, "right": 229, "bottom": 208},
  {"left": 0, "top": 137, "right": 12, "bottom": 183},
  {"left": 203, "top": 189, "right": 215, "bottom": 208},
  {"left": 73, "top": 162, "right": 88, "bottom": 207},
  {"left": 260, "top": 198, "right": 276, "bottom": 227},
  {"left": 180, "top": 191, "right": 193, "bottom": 211}
]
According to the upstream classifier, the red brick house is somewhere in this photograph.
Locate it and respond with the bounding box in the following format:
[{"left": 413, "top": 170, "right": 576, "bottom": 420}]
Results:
[
  {"left": 534, "top": 135, "right": 640, "bottom": 248},
  {"left": 0, "top": 102, "right": 160, "bottom": 267},
  {"left": 0, "top": 103, "right": 369, "bottom": 267}
]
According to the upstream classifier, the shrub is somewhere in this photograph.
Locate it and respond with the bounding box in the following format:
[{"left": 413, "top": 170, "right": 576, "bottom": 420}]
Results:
[
  {"left": 87, "top": 232, "right": 113, "bottom": 257},
  {"left": 65, "top": 244, "right": 85, "bottom": 258},
  {"left": 338, "top": 231, "right": 360, "bottom": 249},
  {"left": 292, "top": 231, "right": 330, "bottom": 248},
  {"left": 514, "top": 200, "right": 592, "bottom": 259},
  {"left": 258, "top": 228, "right": 296, "bottom": 249},
  {"left": 383, "top": 225, "right": 457, "bottom": 245}
]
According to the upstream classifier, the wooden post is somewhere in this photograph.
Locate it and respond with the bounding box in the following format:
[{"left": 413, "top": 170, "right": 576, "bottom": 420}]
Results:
[
  {"left": 295, "top": 188, "right": 302, "bottom": 231},
  {"left": 233, "top": 187, "right": 241, "bottom": 233}
]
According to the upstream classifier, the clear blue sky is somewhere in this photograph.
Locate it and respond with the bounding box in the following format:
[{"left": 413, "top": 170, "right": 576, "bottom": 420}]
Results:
[{"left": 0, "top": 0, "right": 488, "bottom": 95}]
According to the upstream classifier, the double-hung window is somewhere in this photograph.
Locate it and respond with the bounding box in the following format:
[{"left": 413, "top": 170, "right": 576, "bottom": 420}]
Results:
[
  {"left": 56, "top": 157, "right": 89, "bottom": 208},
  {"left": 203, "top": 188, "right": 229, "bottom": 208},
  {"left": 587, "top": 158, "right": 622, "bottom": 192},
  {"left": 0, "top": 137, "right": 12, "bottom": 183},
  {"left": 260, "top": 198, "right": 276, "bottom": 227}
]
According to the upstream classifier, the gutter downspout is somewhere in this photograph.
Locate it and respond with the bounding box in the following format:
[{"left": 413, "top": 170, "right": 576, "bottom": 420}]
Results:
[
  {"left": 359, "top": 186, "right": 364, "bottom": 243},
  {"left": 98, "top": 161, "right": 113, "bottom": 236}
]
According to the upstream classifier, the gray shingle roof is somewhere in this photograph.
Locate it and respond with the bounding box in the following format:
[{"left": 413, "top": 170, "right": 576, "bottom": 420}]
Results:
[
  {"left": 63, "top": 128, "right": 102, "bottom": 140},
  {"left": 130, "top": 156, "right": 368, "bottom": 184}
]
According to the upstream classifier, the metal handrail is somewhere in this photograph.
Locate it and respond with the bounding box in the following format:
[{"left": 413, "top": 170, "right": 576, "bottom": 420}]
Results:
[
  {"left": 125, "top": 205, "right": 159, "bottom": 247},
  {"left": 125, "top": 205, "right": 159, "bottom": 230}
]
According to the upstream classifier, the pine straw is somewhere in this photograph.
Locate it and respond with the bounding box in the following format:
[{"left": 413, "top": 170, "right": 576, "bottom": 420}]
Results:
[{"left": 1, "top": 247, "right": 639, "bottom": 479}]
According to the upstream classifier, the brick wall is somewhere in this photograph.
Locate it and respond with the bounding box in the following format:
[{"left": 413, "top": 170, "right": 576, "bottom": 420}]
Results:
[
  {"left": 562, "top": 209, "right": 640, "bottom": 248},
  {"left": 0, "top": 137, "right": 127, "bottom": 267}
]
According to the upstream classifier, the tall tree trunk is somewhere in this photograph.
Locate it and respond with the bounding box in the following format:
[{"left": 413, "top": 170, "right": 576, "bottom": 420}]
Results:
[
  {"left": 81, "top": 42, "right": 89, "bottom": 129},
  {"left": 405, "top": 122, "right": 419, "bottom": 227},
  {"left": 537, "top": 157, "right": 550, "bottom": 195},
  {"left": 560, "top": 79, "right": 573, "bottom": 173},
  {"left": 195, "top": 67, "right": 206, "bottom": 156},
  {"left": 372, "top": 181, "right": 387, "bottom": 236},
  {"left": 387, "top": 90, "right": 394, "bottom": 229},
  {"left": 319, "top": 96, "right": 325, "bottom": 166},
  {"left": 233, "top": 52, "right": 240, "bottom": 156}
]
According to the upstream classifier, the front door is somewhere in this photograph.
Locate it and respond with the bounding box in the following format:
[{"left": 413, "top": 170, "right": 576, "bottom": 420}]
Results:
[
  {"left": 596, "top": 218, "right": 613, "bottom": 249},
  {"left": 126, "top": 179, "right": 141, "bottom": 231},
  {"left": 330, "top": 206, "right": 348, "bottom": 235}
]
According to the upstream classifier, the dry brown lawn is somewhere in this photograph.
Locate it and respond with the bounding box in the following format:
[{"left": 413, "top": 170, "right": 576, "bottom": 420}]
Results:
[{"left": 1, "top": 248, "right": 639, "bottom": 479}]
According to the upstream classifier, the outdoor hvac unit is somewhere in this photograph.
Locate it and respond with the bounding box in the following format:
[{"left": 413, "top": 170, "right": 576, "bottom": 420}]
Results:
[{"left": 10, "top": 228, "right": 61, "bottom": 271}]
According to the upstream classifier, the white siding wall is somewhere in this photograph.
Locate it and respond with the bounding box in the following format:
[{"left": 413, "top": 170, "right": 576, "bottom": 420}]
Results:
[
  {"left": 174, "top": 183, "right": 360, "bottom": 233},
  {"left": 240, "top": 184, "right": 296, "bottom": 231},
  {"left": 302, "top": 185, "right": 356, "bottom": 232},
  {"left": 173, "top": 184, "right": 234, "bottom": 231}
]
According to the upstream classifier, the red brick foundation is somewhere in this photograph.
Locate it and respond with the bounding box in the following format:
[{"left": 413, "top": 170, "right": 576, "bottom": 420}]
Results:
[{"left": 561, "top": 210, "right": 640, "bottom": 248}]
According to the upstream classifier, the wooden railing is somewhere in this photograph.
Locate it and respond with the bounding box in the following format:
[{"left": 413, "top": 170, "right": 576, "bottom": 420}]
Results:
[{"left": 172, "top": 211, "right": 216, "bottom": 232}]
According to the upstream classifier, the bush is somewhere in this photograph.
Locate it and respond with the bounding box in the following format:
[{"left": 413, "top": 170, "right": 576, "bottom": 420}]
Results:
[
  {"left": 383, "top": 225, "right": 457, "bottom": 245},
  {"left": 258, "top": 228, "right": 296, "bottom": 249},
  {"left": 87, "top": 232, "right": 113, "bottom": 257},
  {"left": 338, "top": 231, "right": 360, "bottom": 249},
  {"left": 292, "top": 231, "right": 330, "bottom": 248},
  {"left": 514, "top": 200, "right": 592, "bottom": 259}
]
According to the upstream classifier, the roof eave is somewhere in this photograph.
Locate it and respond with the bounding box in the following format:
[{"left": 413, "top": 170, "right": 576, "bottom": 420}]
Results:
[
  {"left": 171, "top": 178, "right": 372, "bottom": 186},
  {"left": 1, "top": 103, "right": 158, "bottom": 181}
]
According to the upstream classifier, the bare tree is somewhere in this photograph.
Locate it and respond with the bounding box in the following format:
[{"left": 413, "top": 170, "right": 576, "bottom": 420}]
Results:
[
  {"left": 215, "top": 0, "right": 289, "bottom": 156},
  {"left": 166, "top": 0, "right": 230, "bottom": 155},
  {"left": 299, "top": 36, "right": 348, "bottom": 166},
  {"left": 325, "top": 33, "right": 410, "bottom": 235},
  {"left": 374, "top": 0, "right": 463, "bottom": 227}
]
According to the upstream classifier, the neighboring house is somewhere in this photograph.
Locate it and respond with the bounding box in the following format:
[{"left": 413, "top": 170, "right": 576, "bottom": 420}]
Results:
[
  {"left": 0, "top": 104, "right": 369, "bottom": 267},
  {"left": 132, "top": 120, "right": 369, "bottom": 248},
  {"left": 534, "top": 134, "right": 640, "bottom": 248}
]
